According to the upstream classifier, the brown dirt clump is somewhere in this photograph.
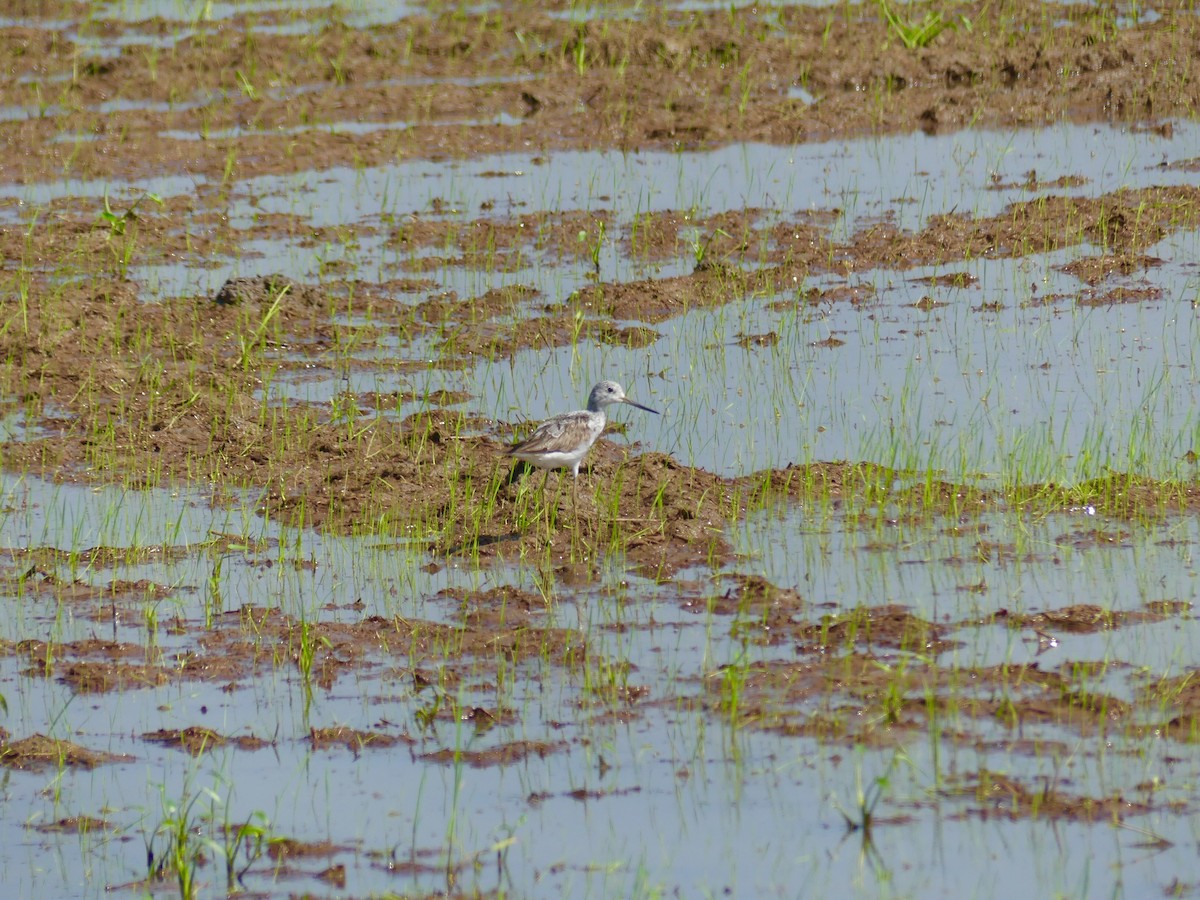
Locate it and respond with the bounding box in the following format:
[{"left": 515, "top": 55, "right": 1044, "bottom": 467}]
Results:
[
  {"left": 420, "top": 739, "right": 567, "bottom": 768},
  {"left": 791, "top": 604, "right": 958, "bottom": 653},
  {"left": 54, "top": 660, "right": 174, "bottom": 693},
  {"left": 696, "top": 603, "right": 1199, "bottom": 746},
  {"left": 11, "top": 639, "right": 178, "bottom": 692},
  {"left": 1058, "top": 253, "right": 1164, "bottom": 285},
  {"left": 0, "top": 734, "right": 128, "bottom": 770},
  {"left": 687, "top": 573, "right": 806, "bottom": 618},
  {"left": 308, "top": 727, "right": 414, "bottom": 753},
  {"left": 995, "top": 602, "right": 1181, "bottom": 634},
  {"left": 31, "top": 816, "right": 114, "bottom": 833},
  {"left": 948, "top": 771, "right": 1153, "bottom": 823},
  {"left": 267, "top": 839, "right": 346, "bottom": 861},
  {"left": 143, "top": 727, "right": 272, "bottom": 755},
  {"left": 1076, "top": 285, "right": 1163, "bottom": 306}
]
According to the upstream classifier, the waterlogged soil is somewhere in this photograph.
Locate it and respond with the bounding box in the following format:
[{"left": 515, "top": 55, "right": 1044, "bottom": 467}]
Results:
[
  {"left": 2, "top": 2, "right": 1197, "bottom": 184},
  {"left": 4, "top": 568, "right": 1200, "bottom": 813},
  {"left": 3, "top": 1, "right": 1200, "bottom": 895}
]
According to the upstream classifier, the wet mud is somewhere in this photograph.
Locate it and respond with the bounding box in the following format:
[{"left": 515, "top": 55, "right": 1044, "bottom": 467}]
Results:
[
  {"left": 2, "top": 0, "right": 1199, "bottom": 895},
  {"left": 3, "top": 3, "right": 1198, "bottom": 184}
]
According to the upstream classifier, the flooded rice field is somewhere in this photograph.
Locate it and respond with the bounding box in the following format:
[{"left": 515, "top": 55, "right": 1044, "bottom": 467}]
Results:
[{"left": 4, "top": 0, "right": 1200, "bottom": 897}]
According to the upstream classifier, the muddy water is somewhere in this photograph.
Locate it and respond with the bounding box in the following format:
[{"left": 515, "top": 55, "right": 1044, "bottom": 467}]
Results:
[{"left": 4, "top": 2, "right": 1200, "bottom": 897}]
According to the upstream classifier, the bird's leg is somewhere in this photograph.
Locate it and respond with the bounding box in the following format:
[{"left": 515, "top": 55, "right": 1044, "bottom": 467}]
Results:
[{"left": 540, "top": 469, "right": 554, "bottom": 535}]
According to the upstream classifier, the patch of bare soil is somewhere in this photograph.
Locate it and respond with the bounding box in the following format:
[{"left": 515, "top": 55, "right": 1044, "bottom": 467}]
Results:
[
  {"left": 53, "top": 660, "right": 174, "bottom": 693},
  {"left": 308, "top": 726, "right": 414, "bottom": 752},
  {"left": 994, "top": 602, "right": 1181, "bottom": 634},
  {"left": 529, "top": 785, "right": 643, "bottom": 805},
  {"left": 372, "top": 847, "right": 476, "bottom": 878},
  {"left": 0, "top": 603, "right": 607, "bottom": 743},
  {"left": 694, "top": 593, "right": 1191, "bottom": 749},
  {"left": 1136, "top": 668, "right": 1200, "bottom": 741},
  {"left": 1058, "top": 253, "right": 1164, "bottom": 285},
  {"left": 681, "top": 573, "right": 805, "bottom": 618},
  {"left": 420, "top": 739, "right": 567, "bottom": 768},
  {"left": 13, "top": 638, "right": 178, "bottom": 692},
  {"left": 2, "top": 4, "right": 1197, "bottom": 185},
  {"left": 267, "top": 838, "right": 346, "bottom": 862},
  {"left": 787, "top": 603, "right": 960, "bottom": 653},
  {"left": 0, "top": 733, "right": 128, "bottom": 770},
  {"left": 143, "top": 727, "right": 272, "bottom": 755},
  {"left": 31, "top": 816, "right": 113, "bottom": 833},
  {"left": 947, "top": 770, "right": 1153, "bottom": 823},
  {"left": 1077, "top": 285, "right": 1164, "bottom": 306},
  {"left": 717, "top": 653, "right": 1124, "bottom": 743}
]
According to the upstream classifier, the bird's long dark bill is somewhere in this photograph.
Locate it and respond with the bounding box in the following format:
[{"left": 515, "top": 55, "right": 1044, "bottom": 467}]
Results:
[{"left": 623, "top": 398, "right": 659, "bottom": 414}]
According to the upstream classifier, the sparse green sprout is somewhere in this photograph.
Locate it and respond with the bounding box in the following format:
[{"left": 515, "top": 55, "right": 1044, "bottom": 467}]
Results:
[
  {"left": 572, "top": 27, "right": 588, "bottom": 76},
  {"left": 692, "top": 227, "right": 730, "bottom": 270},
  {"left": 234, "top": 285, "right": 289, "bottom": 370},
  {"left": 876, "top": 0, "right": 953, "bottom": 48},
  {"left": 98, "top": 189, "right": 163, "bottom": 237},
  {"left": 577, "top": 220, "right": 606, "bottom": 276},
  {"left": 235, "top": 69, "right": 257, "bottom": 100}
]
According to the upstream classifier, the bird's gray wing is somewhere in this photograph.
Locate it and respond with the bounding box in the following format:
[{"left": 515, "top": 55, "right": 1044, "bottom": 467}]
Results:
[{"left": 508, "top": 411, "right": 594, "bottom": 454}]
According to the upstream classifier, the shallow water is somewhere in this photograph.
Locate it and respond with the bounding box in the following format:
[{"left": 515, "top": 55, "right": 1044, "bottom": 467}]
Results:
[
  {"left": 93, "top": 121, "right": 1198, "bottom": 482},
  {"left": 1, "top": 464, "right": 1198, "bottom": 896}
]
